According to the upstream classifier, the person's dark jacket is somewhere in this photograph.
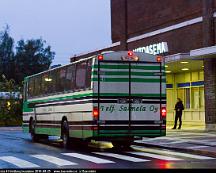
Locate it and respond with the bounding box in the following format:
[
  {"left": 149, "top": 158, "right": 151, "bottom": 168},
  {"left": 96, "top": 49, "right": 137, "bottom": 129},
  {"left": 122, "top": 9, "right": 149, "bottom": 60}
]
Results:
[{"left": 175, "top": 101, "right": 184, "bottom": 116}]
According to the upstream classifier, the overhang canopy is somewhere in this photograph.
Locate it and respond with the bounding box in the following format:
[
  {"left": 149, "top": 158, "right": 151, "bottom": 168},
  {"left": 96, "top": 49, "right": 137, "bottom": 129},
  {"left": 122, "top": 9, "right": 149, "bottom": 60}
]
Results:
[
  {"left": 165, "top": 53, "right": 203, "bottom": 73},
  {"left": 190, "top": 45, "right": 216, "bottom": 59}
]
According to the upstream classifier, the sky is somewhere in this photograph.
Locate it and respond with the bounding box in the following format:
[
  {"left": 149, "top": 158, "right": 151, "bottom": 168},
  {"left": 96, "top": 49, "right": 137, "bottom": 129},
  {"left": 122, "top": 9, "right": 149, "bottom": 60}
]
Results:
[{"left": 0, "top": 0, "right": 112, "bottom": 65}]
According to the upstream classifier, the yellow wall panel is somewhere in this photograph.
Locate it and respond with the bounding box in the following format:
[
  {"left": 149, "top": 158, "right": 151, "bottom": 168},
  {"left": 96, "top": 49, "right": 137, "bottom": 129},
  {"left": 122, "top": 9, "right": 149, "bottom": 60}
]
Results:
[
  {"left": 192, "top": 72, "right": 199, "bottom": 81},
  {"left": 184, "top": 72, "right": 191, "bottom": 81},
  {"left": 199, "top": 71, "right": 204, "bottom": 80}
]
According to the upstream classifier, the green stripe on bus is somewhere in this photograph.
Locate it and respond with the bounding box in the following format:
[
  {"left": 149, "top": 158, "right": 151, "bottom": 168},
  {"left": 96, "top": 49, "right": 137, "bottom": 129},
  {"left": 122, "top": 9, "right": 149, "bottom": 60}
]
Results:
[
  {"left": 91, "top": 78, "right": 166, "bottom": 83},
  {"left": 35, "top": 127, "right": 61, "bottom": 136},
  {"left": 92, "top": 71, "right": 165, "bottom": 76},
  {"left": 27, "top": 92, "right": 165, "bottom": 104},
  {"left": 93, "top": 65, "right": 161, "bottom": 70},
  {"left": 29, "top": 92, "right": 93, "bottom": 103},
  {"left": 23, "top": 101, "right": 34, "bottom": 112},
  {"left": 22, "top": 126, "right": 29, "bottom": 133}
]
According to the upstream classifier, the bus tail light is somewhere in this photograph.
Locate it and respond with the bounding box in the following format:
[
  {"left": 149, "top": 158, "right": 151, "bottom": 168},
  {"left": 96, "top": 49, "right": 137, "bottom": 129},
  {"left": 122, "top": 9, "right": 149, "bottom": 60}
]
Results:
[
  {"left": 161, "top": 107, "right": 166, "bottom": 117},
  {"left": 156, "top": 56, "right": 162, "bottom": 62},
  {"left": 98, "top": 55, "right": 104, "bottom": 61},
  {"left": 93, "top": 107, "right": 99, "bottom": 119},
  {"left": 128, "top": 51, "right": 133, "bottom": 57}
]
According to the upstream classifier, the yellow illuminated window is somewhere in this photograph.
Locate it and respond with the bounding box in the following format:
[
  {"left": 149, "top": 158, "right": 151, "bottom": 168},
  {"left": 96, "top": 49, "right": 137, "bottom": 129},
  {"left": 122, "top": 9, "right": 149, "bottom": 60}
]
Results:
[
  {"left": 200, "top": 87, "right": 205, "bottom": 109},
  {"left": 192, "top": 87, "right": 199, "bottom": 109}
]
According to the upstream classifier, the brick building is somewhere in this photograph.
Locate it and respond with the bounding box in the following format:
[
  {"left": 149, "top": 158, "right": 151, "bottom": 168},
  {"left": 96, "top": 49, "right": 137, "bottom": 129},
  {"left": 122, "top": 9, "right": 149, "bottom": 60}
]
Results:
[{"left": 71, "top": 0, "right": 216, "bottom": 131}]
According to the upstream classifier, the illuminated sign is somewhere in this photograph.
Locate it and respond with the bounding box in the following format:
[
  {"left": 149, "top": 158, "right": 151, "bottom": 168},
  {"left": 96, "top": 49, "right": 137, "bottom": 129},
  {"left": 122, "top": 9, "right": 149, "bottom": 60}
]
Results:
[{"left": 133, "top": 42, "right": 168, "bottom": 55}]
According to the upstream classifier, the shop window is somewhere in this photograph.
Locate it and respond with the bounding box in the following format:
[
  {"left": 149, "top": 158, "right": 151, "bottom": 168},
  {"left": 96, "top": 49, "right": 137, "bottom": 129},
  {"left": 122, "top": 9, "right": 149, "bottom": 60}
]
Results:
[
  {"left": 191, "top": 86, "right": 205, "bottom": 109},
  {"left": 185, "top": 88, "right": 190, "bottom": 109},
  {"left": 191, "top": 87, "right": 199, "bottom": 109},
  {"left": 200, "top": 87, "right": 205, "bottom": 108},
  {"left": 177, "top": 88, "right": 190, "bottom": 109}
]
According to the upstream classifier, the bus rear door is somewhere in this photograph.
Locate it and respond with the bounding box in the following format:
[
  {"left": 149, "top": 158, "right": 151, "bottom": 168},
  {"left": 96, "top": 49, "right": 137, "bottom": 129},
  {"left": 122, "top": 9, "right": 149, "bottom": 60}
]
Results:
[
  {"left": 97, "top": 60, "right": 130, "bottom": 135},
  {"left": 97, "top": 60, "right": 164, "bottom": 137}
]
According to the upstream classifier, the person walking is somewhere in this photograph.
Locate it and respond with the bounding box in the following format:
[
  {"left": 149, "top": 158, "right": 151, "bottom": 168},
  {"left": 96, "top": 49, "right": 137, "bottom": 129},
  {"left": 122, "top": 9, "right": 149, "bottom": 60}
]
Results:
[{"left": 172, "top": 98, "right": 184, "bottom": 129}]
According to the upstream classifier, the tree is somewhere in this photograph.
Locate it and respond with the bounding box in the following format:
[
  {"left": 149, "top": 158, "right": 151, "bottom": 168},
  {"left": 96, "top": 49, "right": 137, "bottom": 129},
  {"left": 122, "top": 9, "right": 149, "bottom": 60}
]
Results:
[
  {"left": 14, "top": 38, "right": 55, "bottom": 84},
  {"left": 0, "top": 26, "right": 15, "bottom": 81}
]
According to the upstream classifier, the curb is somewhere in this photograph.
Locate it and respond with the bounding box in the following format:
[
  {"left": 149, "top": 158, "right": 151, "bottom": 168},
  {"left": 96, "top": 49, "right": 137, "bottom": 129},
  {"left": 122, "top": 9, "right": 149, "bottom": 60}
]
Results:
[{"left": 133, "top": 142, "right": 216, "bottom": 157}]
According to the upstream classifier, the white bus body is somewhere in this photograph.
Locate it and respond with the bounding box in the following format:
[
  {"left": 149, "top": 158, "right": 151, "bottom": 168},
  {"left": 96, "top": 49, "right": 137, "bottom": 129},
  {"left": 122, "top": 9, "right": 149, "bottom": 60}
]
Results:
[{"left": 22, "top": 51, "right": 166, "bottom": 146}]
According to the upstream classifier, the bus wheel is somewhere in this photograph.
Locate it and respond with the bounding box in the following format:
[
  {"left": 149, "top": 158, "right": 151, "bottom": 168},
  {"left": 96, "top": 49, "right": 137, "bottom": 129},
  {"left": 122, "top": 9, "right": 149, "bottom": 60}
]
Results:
[
  {"left": 61, "top": 120, "right": 70, "bottom": 148},
  {"left": 30, "top": 120, "right": 39, "bottom": 142}
]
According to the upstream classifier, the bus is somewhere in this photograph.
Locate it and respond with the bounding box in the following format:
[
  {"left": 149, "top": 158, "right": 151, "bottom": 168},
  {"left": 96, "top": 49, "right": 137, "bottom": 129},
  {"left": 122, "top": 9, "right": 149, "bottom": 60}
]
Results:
[{"left": 22, "top": 51, "right": 166, "bottom": 148}]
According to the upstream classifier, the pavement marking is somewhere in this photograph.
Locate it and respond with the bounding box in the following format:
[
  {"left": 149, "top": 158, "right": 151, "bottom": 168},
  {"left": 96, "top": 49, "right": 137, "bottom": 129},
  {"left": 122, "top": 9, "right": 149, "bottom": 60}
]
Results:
[
  {"left": 62, "top": 153, "right": 114, "bottom": 164},
  {"left": 31, "top": 155, "right": 77, "bottom": 166},
  {"left": 160, "top": 141, "right": 186, "bottom": 144},
  {"left": 0, "top": 156, "right": 40, "bottom": 168},
  {"left": 187, "top": 146, "right": 209, "bottom": 149},
  {"left": 93, "top": 152, "right": 150, "bottom": 162},
  {"left": 128, "top": 152, "right": 183, "bottom": 161},
  {"left": 132, "top": 146, "right": 215, "bottom": 160}
]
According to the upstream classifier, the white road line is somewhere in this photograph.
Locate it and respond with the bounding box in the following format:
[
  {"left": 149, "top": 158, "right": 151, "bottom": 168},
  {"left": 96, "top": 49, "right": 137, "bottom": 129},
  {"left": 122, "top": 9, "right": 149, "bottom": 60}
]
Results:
[
  {"left": 128, "top": 152, "right": 183, "bottom": 161},
  {"left": 62, "top": 153, "right": 114, "bottom": 164},
  {"left": 187, "top": 146, "right": 209, "bottom": 149},
  {"left": 0, "top": 156, "right": 40, "bottom": 168},
  {"left": 31, "top": 155, "right": 77, "bottom": 166},
  {"left": 93, "top": 152, "right": 150, "bottom": 162},
  {"left": 160, "top": 141, "right": 186, "bottom": 144},
  {"left": 132, "top": 146, "right": 215, "bottom": 160}
]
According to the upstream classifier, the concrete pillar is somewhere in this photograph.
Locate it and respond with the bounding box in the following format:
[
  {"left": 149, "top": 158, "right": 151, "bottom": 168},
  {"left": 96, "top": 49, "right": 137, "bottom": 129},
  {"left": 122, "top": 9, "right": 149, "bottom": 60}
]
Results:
[{"left": 202, "top": 0, "right": 216, "bottom": 131}]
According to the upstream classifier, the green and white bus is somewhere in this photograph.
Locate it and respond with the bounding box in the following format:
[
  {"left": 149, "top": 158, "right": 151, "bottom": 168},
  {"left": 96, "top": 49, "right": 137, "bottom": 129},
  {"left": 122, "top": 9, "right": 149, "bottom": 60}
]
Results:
[{"left": 22, "top": 51, "right": 166, "bottom": 148}]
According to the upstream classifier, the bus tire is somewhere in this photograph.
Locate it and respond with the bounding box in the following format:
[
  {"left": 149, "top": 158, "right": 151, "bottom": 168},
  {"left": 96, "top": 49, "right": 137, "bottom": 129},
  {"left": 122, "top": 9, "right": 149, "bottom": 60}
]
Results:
[
  {"left": 29, "top": 119, "right": 39, "bottom": 142},
  {"left": 61, "top": 120, "right": 70, "bottom": 148}
]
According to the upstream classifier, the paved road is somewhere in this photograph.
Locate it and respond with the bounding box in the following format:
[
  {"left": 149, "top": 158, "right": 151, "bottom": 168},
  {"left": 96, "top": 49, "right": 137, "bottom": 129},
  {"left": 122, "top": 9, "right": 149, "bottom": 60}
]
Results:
[{"left": 0, "top": 127, "right": 216, "bottom": 169}]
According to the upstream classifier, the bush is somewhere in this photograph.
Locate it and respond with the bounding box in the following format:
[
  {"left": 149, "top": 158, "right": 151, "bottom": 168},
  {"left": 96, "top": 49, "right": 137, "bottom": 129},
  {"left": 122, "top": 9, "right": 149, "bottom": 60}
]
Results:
[{"left": 0, "top": 99, "right": 22, "bottom": 126}]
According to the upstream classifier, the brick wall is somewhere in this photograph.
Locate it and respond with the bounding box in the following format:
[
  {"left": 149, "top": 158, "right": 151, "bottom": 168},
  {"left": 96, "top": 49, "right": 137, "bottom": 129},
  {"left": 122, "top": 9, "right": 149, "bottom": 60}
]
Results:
[
  {"left": 111, "top": 0, "right": 206, "bottom": 54},
  {"left": 128, "top": 23, "right": 203, "bottom": 55},
  {"left": 127, "top": 0, "right": 202, "bottom": 37},
  {"left": 204, "top": 59, "right": 216, "bottom": 125}
]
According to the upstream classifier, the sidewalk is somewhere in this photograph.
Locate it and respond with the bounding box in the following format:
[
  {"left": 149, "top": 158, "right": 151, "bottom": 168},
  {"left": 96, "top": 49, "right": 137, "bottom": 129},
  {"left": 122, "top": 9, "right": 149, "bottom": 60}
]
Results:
[{"left": 134, "top": 125, "right": 216, "bottom": 157}]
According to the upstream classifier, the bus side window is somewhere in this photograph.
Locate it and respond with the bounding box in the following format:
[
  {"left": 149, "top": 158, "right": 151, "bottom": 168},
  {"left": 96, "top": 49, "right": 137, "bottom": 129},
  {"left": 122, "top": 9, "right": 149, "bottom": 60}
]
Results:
[
  {"left": 48, "top": 70, "right": 57, "bottom": 94},
  {"left": 86, "top": 59, "right": 92, "bottom": 89},
  {"left": 41, "top": 73, "right": 49, "bottom": 95},
  {"left": 28, "top": 78, "right": 34, "bottom": 98},
  {"left": 59, "top": 68, "right": 67, "bottom": 92},
  {"left": 34, "top": 75, "right": 42, "bottom": 97},
  {"left": 65, "top": 65, "right": 76, "bottom": 91},
  {"left": 23, "top": 81, "right": 27, "bottom": 101},
  {"left": 75, "top": 61, "right": 87, "bottom": 90}
]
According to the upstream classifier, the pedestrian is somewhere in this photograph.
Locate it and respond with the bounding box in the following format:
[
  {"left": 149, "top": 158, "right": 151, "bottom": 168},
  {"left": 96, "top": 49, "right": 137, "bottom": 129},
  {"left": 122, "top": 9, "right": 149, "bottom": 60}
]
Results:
[{"left": 172, "top": 98, "right": 184, "bottom": 129}]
